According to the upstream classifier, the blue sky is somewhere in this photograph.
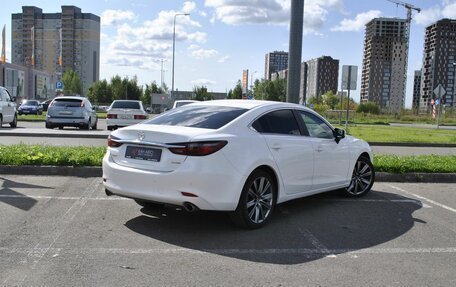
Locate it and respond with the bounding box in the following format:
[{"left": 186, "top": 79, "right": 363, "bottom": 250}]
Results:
[{"left": 2, "top": 0, "right": 456, "bottom": 107}]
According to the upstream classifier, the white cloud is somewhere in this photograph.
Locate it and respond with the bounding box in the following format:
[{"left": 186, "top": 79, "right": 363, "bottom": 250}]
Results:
[
  {"left": 188, "top": 44, "right": 200, "bottom": 50},
  {"left": 204, "top": 0, "right": 343, "bottom": 34},
  {"left": 191, "top": 49, "right": 218, "bottom": 59},
  {"left": 218, "top": 55, "right": 230, "bottom": 63},
  {"left": 191, "top": 78, "right": 216, "bottom": 86},
  {"left": 442, "top": 1, "right": 456, "bottom": 18},
  {"left": 101, "top": 10, "right": 136, "bottom": 26},
  {"left": 103, "top": 2, "right": 206, "bottom": 70},
  {"left": 414, "top": 7, "right": 441, "bottom": 26},
  {"left": 183, "top": 1, "right": 197, "bottom": 13},
  {"left": 331, "top": 10, "right": 381, "bottom": 32}
]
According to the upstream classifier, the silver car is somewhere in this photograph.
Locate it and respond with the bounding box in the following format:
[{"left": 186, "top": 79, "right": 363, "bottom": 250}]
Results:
[{"left": 45, "top": 96, "right": 97, "bottom": 130}]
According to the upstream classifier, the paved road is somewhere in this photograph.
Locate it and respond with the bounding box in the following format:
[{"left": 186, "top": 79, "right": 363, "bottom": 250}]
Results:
[{"left": 1, "top": 176, "right": 455, "bottom": 286}]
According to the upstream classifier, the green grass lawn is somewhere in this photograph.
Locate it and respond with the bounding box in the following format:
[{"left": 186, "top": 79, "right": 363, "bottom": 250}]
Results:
[
  {"left": 0, "top": 144, "right": 455, "bottom": 174},
  {"left": 341, "top": 125, "right": 456, "bottom": 144}
]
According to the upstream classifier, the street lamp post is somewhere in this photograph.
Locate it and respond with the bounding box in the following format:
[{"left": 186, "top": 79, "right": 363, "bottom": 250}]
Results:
[{"left": 171, "top": 13, "right": 190, "bottom": 98}]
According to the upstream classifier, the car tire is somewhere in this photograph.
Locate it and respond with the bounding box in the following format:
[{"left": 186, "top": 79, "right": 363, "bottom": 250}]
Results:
[
  {"left": 58, "top": 126, "right": 64, "bottom": 130},
  {"left": 343, "top": 156, "right": 375, "bottom": 197},
  {"left": 0, "top": 115, "right": 3, "bottom": 128},
  {"left": 134, "top": 199, "right": 165, "bottom": 210},
  {"left": 230, "top": 169, "right": 276, "bottom": 229},
  {"left": 10, "top": 114, "right": 17, "bottom": 128},
  {"left": 45, "top": 122, "right": 53, "bottom": 129},
  {"left": 92, "top": 120, "right": 98, "bottom": 130}
]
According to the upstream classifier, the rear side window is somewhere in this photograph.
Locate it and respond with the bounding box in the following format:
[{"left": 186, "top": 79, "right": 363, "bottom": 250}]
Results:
[
  {"left": 252, "top": 109, "right": 301, "bottom": 135},
  {"left": 52, "top": 99, "right": 83, "bottom": 107},
  {"left": 111, "top": 101, "right": 140, "bottom": 109},
  {"left": 146, "top": 106, "right": 247, "bottom": 129}
]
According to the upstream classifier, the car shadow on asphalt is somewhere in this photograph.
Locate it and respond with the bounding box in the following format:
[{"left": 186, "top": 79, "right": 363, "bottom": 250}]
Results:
[
  {"left": 0, "top": 177, "right": 52, "bottom": 211},
  {"left": 124, "top": 189, "right": 423, "bottom": 265}
]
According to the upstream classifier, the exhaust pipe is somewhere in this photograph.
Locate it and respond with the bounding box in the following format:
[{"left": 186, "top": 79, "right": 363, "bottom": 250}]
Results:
[{"left": 182, "top": 202, "right": 199, "bottom": 212}]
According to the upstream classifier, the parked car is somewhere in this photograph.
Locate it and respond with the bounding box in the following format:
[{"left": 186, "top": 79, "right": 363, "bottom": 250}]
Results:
[
  {"left": 40, "top": 99, "right": 53, "bottom": 112},
  {"left": 106, "top": 100, "right": 148, "bottom": 130},
  {"left": 0, "top": 86, "right": 17, "bottom": 128},
  {"left": 172, "top": 100, "right": 199, "bottom": 109},
  {"left": 18, "top": 100, "right": 43, "bottom": 115},
  {"left": 45, "top": 96, "right": 97, "bottom": 130},
  {"left": 103, "top": 100, "right": 375, "bottom": 229}
]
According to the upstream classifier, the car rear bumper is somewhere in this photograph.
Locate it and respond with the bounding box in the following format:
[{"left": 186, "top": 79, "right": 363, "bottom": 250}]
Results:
[
  {"left": 102, "top": 150, "right": 246, "bottom": 211},
  {"left": 46, "top": 117, "right": 89, "bottom": 127},
  {"left": 106, "top": 118, "right": 144, "bottom": 128}
]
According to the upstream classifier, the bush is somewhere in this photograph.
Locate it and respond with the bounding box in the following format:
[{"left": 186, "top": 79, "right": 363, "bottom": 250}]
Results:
[{"left": 357, "top": 102, "right": 380, "bottom": 114}]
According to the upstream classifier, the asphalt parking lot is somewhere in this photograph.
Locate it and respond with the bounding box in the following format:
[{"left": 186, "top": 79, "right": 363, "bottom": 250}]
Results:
[{"left": 1, "top": 175, "right": 455, "bottom": 286}]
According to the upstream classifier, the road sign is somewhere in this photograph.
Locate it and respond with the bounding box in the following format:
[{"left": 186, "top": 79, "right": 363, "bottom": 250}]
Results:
[
  {"left": 341, "top": 65, "right": 358, "bottom": 90},
  {"left": 433, "top": 84, "right": 446, "bottom": 99},
  {"left": 56, "top": 81, "right": 64, "bottom": 90},
  {"left": 435, "top": 99, "right": 440, "bottom": 106}
]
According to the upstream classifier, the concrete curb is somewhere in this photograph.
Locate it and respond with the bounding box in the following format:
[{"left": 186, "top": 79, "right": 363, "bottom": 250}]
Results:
[
  {"left": 0, "top": 165, "right": 455, "bottom": 183},
  {"left": 0, "top": 132, "right": 109, "bottom": 139}
]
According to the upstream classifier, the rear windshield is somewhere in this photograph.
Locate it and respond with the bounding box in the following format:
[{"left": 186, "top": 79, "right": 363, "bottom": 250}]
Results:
[
  {"left": 53, "top": 99, "right": 83, "bottom": 107},
  {"left": 146, "top": 105, "right": 248, "bottom": 129},
  {"left": 111, "top": 101, "right": 140, "bottom": 109},
  {"left": 23, "top": 100, "right": 39, "bottom": 106},
  {"left": 175, "top": 101, "right": 194, "bottom": 108}
]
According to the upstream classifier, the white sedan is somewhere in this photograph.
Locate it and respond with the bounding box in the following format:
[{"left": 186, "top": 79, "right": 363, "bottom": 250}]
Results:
[
  {"left": 103, "top": 100, "right": 375, "bottom": 228},
  {"left": 106, "top": 100, "right": 148, "bottom": 130}
]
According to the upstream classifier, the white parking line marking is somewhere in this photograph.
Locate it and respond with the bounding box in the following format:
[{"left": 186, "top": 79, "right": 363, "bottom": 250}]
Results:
[
  {"left": 0, "top": 194, "right": 128, "bottom": 200},
  {"left": 299, "top": 228, "right": 336, "bottom": 258},
  {"left": 387, "top": 184, "right": 456, "bottom": 214},
  {"left": 1, "top": 247, "right": 456, "bottom": 256}
]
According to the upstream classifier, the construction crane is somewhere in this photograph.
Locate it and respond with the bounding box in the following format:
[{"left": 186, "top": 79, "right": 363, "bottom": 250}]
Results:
[{"left": 387, "top": 0, "right": 421, "bottom": 24}]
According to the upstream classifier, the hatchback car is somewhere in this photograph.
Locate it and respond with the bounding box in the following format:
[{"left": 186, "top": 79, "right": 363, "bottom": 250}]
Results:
[
  {"left": 103, "top": 100, "right": 375, "bottom": 228},
  {"left": 106, "top": 100, "right": 148, "bottom": 130},
  {"left": 18, "top": 100, "right": 43, "bottom": 115},
  {"left": 46, "top": 96, "right": 97, "bottom": 130}
]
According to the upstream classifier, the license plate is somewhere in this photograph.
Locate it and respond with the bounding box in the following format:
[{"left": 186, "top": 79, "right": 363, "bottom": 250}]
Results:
[
  {"left": 23, "top": 110, "right": 30, "bottom": 113},
  {"left": 125, "top": 146, "right": 162, "bottom": 162},
  {"left": 59, "top": 111, "right": 73, "bottom": 115},
  {"left": 119, "top": 115, "right": 133, "bottom": 119}
]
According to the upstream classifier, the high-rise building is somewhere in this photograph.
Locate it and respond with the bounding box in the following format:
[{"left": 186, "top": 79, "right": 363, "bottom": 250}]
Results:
[
  {"left": 12, "top": 6, "right": 100, "bottom": 93},
  {"left": 264, "top": 51, "right": 288, "bottom": 80},
  {"left": 299, "top": 62, "right": 308, "bottom": 104},
  {"left": 305, "top": 56, "right": 339, "bottom": 101},
  {"left": 419, "top": 19, "right": 456, "bottom": 113},
  {"left": 412, "top": 70, "right": 421, "bottom": 111},
  {"left": 360, "top": 18, "right": 408, "bottom": 113}
]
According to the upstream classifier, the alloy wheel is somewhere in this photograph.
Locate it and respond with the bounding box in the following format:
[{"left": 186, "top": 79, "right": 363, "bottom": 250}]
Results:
[
  {"left": 246, "top": 176, "right": 274, "bottom": 224},
  {"left": 346, "top": 157, "right": 374, "bottom": 196}
]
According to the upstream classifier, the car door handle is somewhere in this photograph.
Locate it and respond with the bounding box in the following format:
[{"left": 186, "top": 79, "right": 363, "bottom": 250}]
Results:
[
  {"left": 316, "top": 146, "right": 324, "bottom": 152},
  {"left": 271, "top": 143, "right": 282, "bottom": 150}
]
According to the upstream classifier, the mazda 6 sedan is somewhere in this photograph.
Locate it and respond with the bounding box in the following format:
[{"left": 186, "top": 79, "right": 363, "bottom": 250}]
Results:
[{"left": 103, "top": 100, "right": 375, "bottom": 229}]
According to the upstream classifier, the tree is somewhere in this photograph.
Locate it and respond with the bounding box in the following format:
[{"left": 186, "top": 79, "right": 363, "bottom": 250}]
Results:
[
  {"left": 193, "top": 85, "right": 213, "bottom": 101},
  {"left": 87, "top": 79, "right": 112, "bottom": 104},
  {"left": 228, "top": 80, "right": 243, "bottom": 99},
  {"left": 253, "top": 78, "right": 286, "bottom": 102},
  {"left": 62, "top": 69, "right": 83, "bottom": 95},
  {"left": 322, "top": 91, "right": 339, "bottom": 110}
]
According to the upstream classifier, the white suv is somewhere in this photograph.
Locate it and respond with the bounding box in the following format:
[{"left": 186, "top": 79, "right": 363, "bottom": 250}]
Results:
[{"left": 0, "top": 86, "right": 17, "bottom": 128}]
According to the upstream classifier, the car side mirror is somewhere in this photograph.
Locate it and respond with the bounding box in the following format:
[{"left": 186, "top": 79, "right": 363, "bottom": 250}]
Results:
[{"left": 333, "top": 128, "right": 345, "bottom": 144}]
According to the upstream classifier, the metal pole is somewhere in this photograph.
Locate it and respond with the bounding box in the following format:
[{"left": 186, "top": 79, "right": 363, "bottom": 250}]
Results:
[
  {"left": 171, "top": 13, "right": 189, "bottom": 98},
  {"left": 345, "top": 67, "right": 351, "bottom": 132},
  {"left": 286, "top": 0, "right": 304, "bottom": 104},
  {"left": 339, "top": 90, "right": 343, "bottom": 126}
]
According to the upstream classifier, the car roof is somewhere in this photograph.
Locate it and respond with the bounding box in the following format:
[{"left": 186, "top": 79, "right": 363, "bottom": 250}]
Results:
[
  {"left": 112, "top": 100, "right": 141, "bottom": 102},
  {"left": 190, "top": 99, "right": 309, "bottom": 110},
  {"left": 53, "top": 96, "right": 87, "bottom": 100}
]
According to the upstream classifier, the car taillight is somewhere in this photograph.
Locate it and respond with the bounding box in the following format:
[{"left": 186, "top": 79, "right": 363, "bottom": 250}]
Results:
[
  {"left": 134, "top": 115, "right": 147, "bottom": 120},
  {"left": 168, "top": 141, "right": 227, "bottom": 156},
  {"left": 107, "top": 114, "right": 117, "bottom": 119},
  {"left": 107, "top": 135, "right": 123, "bottom": 147}
]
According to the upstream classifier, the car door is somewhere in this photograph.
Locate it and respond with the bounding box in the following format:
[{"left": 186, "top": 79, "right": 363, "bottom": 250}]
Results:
[
  {"left": 0, "top": 89, "right": 15, "bottom": 123},
  {"left": 252, "top": 109, "right": 314, "bottom": 195},
  {"left": 296, "top": 110, "right": 350, "bottom": 190}
]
